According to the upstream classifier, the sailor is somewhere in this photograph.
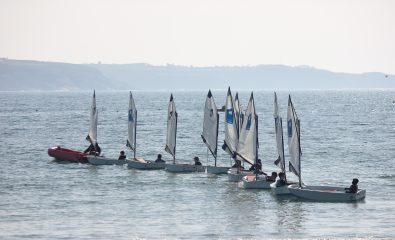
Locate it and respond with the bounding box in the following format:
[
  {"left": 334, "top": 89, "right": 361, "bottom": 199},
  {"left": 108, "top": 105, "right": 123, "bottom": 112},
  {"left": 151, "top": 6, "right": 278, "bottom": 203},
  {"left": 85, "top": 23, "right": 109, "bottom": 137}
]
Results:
[
  {"left": 345, "top": 178, "right": 359, "bottom": 193},
  {"left": 193, "top": 156, "right": 202, "bottom": 165},
  {"left": 84, "top": 142, "right": 101, "bottom": 156},
  {"left": 155, "top": 154, "right": 165, "bottom": 163},
  {"left": 118, "top": 151, "right": 126, "bottom": 160}
]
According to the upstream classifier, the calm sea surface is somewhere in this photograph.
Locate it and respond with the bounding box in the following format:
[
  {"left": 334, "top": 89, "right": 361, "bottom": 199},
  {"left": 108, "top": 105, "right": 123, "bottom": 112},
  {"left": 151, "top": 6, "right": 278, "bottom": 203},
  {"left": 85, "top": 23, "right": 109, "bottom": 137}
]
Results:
[{"left": 0, "top": 90, "right": 394, "bottom": 239}]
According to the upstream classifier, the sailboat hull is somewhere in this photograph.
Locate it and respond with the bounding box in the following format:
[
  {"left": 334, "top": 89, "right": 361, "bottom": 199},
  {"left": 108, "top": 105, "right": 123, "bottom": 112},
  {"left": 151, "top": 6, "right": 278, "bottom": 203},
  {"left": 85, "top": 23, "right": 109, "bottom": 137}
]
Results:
[
  {"left": 126, "top": 159, "right": 165, "bottom": 170},
  {"left": 239, "top": 175, "right": 273, "bottom": 189},
  {"left": 227, "top": 168, "right": 253, "bottom": 182},
  {"left": 165, "top": 163, "right": 205, "bottom": 173},
  {"left": 48, "top": 147, "right": 88, "bottom": 163},
  {"left": 288, "top": 184, "right": 366, "bottom": 201},
  {"left": 87, "top": 156, "right": 125, "bottom": 165},
  {"left": 270, "top": 181, "right": 294, "bottom": 195},
  {"left": 206, "top": 165, "right": 229, "bottom": 174}
]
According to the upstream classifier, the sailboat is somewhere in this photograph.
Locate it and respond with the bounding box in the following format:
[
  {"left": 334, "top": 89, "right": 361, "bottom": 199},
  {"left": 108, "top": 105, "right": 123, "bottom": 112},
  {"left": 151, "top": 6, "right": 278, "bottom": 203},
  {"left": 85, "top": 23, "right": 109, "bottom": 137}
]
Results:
[
  {"left": 48, "top": 91, "right": 98, "bottom": 163},
  {"left": 238, "top": 93, "right": 272, "bottom": 189},
  {"left": 270, "top": 92, "right": 294, "bottom": 194},
  {"left": 224, "top": 88, "right": 252, "bottom": 181},
  {"left": 87, "top": 92, "right": 124, "bottom": 165},
  {"left": 165, "top": 94, "right": 205, "bottom": 173},
  {"left": 286, "top": 95, "right": 366, "bottom": 201},
  {"left": 202, "top": 90, "right": 229, "bottom": 174},
  {"left": 126, "top": 92, "right": 165, "bottom": 169}
]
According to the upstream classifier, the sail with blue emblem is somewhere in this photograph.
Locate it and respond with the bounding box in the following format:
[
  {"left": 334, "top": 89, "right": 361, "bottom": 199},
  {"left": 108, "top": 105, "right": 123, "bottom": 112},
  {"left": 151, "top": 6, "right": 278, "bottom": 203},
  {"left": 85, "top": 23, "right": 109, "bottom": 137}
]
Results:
[
  {"left": 287, "top": 94, "right": 301, "bottom": 182},
  {"left": 222, "top": 87, "right": 238, "bottom": 156},
  {"left": 236, "top": 92, "right": 257, "bottom": 165},
  {"left": 127, "top": 91, "right": 137, "bottom": 158}
]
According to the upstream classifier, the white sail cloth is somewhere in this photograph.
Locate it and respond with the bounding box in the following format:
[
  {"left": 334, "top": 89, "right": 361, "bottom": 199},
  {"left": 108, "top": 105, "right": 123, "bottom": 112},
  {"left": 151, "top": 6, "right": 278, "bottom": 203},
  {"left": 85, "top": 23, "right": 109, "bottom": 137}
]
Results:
[
  {"left": 223, "top": 87, "right": 239, "bottom": 156},
  {"left": 274, "top": 92, "right": 285, "bottom": 173},
  {"left": 165, "top": 94, "right": 177, "bottom": 160},
  {"left": 127, "top": 91, "right": 137, "bottom": 155},
  {"left": 202, "top": 90, "right": 218, "bottom": 159},
  {"left": 87, "top": 91, "right": 98, "bottom": 146},
  {"left": 236, "top": 92, "right": 257, "bottom": 165},
  {"left": 287, "top": 95, "right": 301, "bottom": 177}
]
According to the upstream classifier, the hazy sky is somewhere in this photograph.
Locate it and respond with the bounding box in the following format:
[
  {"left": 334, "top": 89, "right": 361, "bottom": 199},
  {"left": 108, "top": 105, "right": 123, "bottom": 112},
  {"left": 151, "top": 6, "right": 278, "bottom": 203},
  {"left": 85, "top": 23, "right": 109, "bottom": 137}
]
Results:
[{"left": 0, "top": 0, "right": 394, "bottom": 74}]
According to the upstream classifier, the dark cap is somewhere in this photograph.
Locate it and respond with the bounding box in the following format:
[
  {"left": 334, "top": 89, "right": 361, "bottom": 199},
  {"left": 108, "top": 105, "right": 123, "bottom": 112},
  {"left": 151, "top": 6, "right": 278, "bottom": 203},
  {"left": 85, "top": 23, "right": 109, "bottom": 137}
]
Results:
[{"left": 352, "top": 178, "right": 359, "bottom": 184}]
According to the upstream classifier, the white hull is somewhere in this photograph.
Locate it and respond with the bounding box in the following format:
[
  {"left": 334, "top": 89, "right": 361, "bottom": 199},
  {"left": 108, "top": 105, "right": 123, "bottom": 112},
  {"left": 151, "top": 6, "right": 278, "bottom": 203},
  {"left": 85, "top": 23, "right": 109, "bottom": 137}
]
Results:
[
  {"left": 239, "top": 175, "right": 273, "bottom": 189},
  {"left": 227, "top": 168, "right": 252, "bottom": 182},
  {"left": 288, "top": 184, "right": 366, "bottom": 202},
  {"left": 206, "top": 165, "right": 229, "bottom": 174},
  {"left": 87, "top": 156, "right": 125, "bottom": 165},
  {"left": 165, "top": 163, "right": 205, "bottom": 173},
  {"left": 270, "top": 181, "right": 291, "bottom": 195},
  {"left": 126, "top": 159, "right": 165, "bottom": 170}
]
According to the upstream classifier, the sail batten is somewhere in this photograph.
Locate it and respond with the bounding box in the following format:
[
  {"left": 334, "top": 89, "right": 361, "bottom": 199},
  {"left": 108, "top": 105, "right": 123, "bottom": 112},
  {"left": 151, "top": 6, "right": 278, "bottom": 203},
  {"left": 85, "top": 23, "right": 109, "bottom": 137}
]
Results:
[
  {"left": 202, "top": 90, "right": 219, "bottom": 162},
  {"left": 165, "top": 94, "right": 177, "bottom": 162},
  {"left": 235, "top": 92, "right": 257, "bottom": 165}
]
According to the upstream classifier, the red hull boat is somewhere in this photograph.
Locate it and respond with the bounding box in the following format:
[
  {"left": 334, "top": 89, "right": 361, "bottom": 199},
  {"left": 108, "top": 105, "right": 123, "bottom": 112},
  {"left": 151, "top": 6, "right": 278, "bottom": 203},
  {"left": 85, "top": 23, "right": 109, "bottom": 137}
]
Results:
[{"left": 48, "top": 146, "right": 88, "bottom": 163}]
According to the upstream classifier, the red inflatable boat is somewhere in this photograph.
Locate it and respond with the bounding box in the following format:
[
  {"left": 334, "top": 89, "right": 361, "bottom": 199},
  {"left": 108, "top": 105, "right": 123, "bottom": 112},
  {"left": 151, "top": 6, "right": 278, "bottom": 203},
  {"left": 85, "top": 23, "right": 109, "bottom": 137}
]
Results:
[{"left": 48, "top": 146, "right": 88, "bottom": 163}]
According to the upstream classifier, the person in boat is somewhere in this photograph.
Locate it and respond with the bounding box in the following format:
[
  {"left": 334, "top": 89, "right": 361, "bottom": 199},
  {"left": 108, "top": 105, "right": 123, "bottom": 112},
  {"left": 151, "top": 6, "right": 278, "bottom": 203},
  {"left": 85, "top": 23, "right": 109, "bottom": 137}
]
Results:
[
  {"left": 345, "top": 178, "right": 359, "bottom": 193},
  {"left": 266, "top": 172, "right": 278, "bottom": 182},
  {"left": 232, "top": 159, "right": 244, "bottom": 169},
  {"left": 275, "top": 172, "right": 287, "bottom": 187},
  {"left": 118, "top": 151, "right": 126, "bottom": 160},
  {"left": 249, "top": 159, "right": 263, "bottom": 174},
  {"left": 194, "top": 156, "right": 202, "bottom": 165},
  {"left": 155, "top": 154, "right": 165, "bottom": 163},
  {"left": 84, "top": 142, "right": 101, "bottom": 156}
]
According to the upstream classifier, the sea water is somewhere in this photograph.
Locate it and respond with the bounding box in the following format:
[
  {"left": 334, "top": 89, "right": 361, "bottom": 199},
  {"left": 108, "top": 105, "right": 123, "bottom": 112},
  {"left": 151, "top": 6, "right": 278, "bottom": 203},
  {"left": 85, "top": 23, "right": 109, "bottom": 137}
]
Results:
[{"left": 0, "top": 90, "right": 394, "bottom": 239}]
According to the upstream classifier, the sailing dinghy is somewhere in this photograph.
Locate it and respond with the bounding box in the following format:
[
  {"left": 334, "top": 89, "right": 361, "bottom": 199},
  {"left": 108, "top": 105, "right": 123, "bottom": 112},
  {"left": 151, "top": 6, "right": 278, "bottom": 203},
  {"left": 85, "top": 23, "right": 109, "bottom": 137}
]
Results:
[
  {"left": 286, "top": 95, "right": 366, "bottom": 201},
  {"left": 126, "top": 92, "right": 165, "bottom": 170},
  {"left": 47, "top": 92, "right": 104, "bottom": 163},
  {"left": 238, "top": 93, "right": 273, "bottom": 189},
  {"left": 202, "top": 90, "right": 229, "bottom": 174},
  {"left": 270, "top": 92, "right": 295, "bottom": 194},
  {"left": 165, "top": 94, "right": 205, "bottom": 173},
  {"left": 224, "top": 88, "right": 252, "bottom": 181},
  {"left": 86, "top": 92, "right": 125, "bottom": 165}
]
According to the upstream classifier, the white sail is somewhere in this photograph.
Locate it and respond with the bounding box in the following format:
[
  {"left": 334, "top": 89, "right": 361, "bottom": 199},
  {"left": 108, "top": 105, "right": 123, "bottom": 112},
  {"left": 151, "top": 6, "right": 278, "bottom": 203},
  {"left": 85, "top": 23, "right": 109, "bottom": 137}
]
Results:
[
  {"left": 236, "top": 92, "right": 257, "bottom": 165},
  {"left": 127, "top": 91, "right": 137, "bottom": 158},
  {"left": 287, "top": 95, "right": 301, "bottom": 179},
  {"left": 165, "top": 94, "right": 177, "bottom": 162},
  {"left": 202, "top": 90, "right": 219, "bottom": 160},
  {"left": 222, "top": 87, "right": 238, "bottom": 156},
  {"left": 87, "top": 91, "right": 98, "bottom": 146},
  {"left": 234, "top": 92, "right": 243, "bottom": 137},
  {"left": 274, "top": 92, "right": 286, "bottom": 173}
]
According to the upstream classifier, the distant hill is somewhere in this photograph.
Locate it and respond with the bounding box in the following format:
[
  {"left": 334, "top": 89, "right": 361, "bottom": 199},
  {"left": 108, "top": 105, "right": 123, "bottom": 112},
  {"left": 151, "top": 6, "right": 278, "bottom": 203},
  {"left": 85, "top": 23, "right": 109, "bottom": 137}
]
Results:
[{"left": 0, "top": 58, "right": 393, "bottom": 91}]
